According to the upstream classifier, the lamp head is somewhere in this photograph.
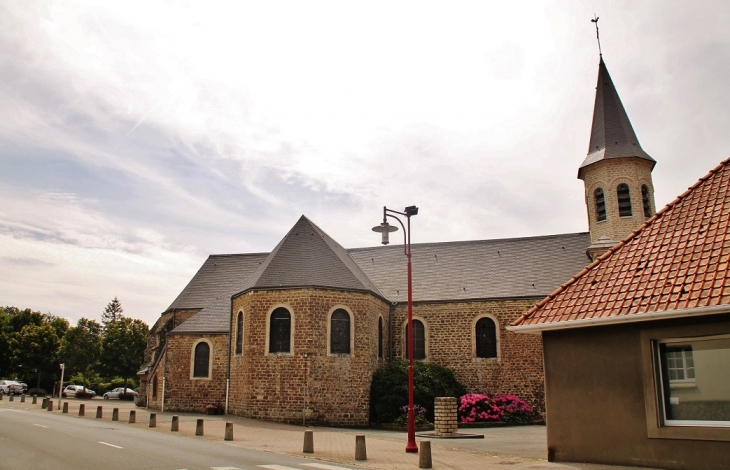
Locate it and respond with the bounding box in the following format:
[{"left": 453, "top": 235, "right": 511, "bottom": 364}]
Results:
[
  {"left": 372, "top": 221, "right": 398, "bottom": 245},
  {"left": 404, "top": 205, "right": 418, "bottom": 216}
]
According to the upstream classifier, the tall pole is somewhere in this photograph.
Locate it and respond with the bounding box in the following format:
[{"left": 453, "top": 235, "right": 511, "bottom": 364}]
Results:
[{"left": 405, "top": 213, "right": 418, "bottom": 453}]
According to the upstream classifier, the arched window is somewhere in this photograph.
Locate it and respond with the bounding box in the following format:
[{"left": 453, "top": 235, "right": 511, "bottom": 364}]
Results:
[
  {"left": 378, "top": 317, "right": 384, "bottom": 358},
  {"left": 193, "top": 342, "right": 210, "bottom": 378},
  {"left": 594, "top": 188, "right": 606, "bottom": 221},
  {"left": 475, "top": 317, "right": 497, "bottom": 358},
  {"left": 617, "top": 183, "right": 632, "bottom": 217},
  {"left": 330, "top": 309, "right": 351, "bottom": 354},
  {"left": 269, "top": 307, "right": 291, "bottom": 353},
  {"left": 405, "top": 320, "right": 426, "bottom": 360},
  {"left": 235, "top": 311, "right": 243, "bottom": 355},
  {"left": 642, "top": 185, "right": 652, "bottom": 218},
  {"left": 152, "top": 376, "right": 157, "bottom": 398}
]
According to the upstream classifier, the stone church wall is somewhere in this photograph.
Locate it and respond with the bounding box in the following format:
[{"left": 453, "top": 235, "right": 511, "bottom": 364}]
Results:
[
  {"left": 228, "top": 288, "right": 390, "bottom": 426},
  {"left": 391, "top": 298, "right": 546, "bottom": 414}
]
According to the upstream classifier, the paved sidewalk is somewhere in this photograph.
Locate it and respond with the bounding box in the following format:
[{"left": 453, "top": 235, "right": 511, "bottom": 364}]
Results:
[{"left": 1, "top": 397, "right": 662, "bottom": 470}]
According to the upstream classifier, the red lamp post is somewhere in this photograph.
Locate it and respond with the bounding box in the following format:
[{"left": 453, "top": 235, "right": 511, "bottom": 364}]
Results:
[{"left": 373, "top": 205, "right": 419, "bottom": 453}]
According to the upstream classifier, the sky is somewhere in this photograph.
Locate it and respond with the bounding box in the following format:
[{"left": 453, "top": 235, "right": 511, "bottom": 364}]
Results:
[{"left": 1, "top": 1, "right": 729, "bottom": 327}]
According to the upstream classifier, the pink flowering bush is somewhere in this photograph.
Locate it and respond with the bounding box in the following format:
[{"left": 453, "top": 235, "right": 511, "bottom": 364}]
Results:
[{"left": 458, "top": 393, "right": 533, "bottom": 424}]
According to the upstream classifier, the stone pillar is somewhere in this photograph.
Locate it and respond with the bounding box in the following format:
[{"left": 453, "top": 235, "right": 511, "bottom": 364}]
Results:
[
  {"left": 303, "top": 430, "right": 314, "bottom": 453},
  {"left": 79, "top": 404, "right": 85, "bottom": 416},
  {"left": 355, "top": 435, "right": 367, "bottom": 461},
  {"left": 96, "top": 406, "right": 103, "bottom": 419},
  {"left": 149, "top": 413, "right": 157, "bottom": 427},
  {"left": 419, "top": 440, "right": 433, "bottom": 468},
  {"left": 171, "top": 415, "right": 179, "bottom": 432},
  {"left": 20, "top": 395, "right": 25, "bottom": 403},
  {"left": 195, "top": 418, "right": 204, "bottom": 436},
  {"left": 225, "top": 422, "right": 233, "bottom": 441},
  {"left": 112, "top": 408, "right": 119, "bottom": 421},
  {"left": 434, "top": 397, "right": 458, "bottom": 437},
  {"left": 9, "top": 394, "right": 14, "bottom": 402},
  {"left": 63, "top": 402, "right": 69, "bottom": 413},
  {"left": 129, "top": 410, "right": 136, "bottom": 423},
  {"left": 47, "top": 400, "right": 53, "bottom": 411},
  {"left": 32, "top": 395, "right": 37, "bottom": 405}
]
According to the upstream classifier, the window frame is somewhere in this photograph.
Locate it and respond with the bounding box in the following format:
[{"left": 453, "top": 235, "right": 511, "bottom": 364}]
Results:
[
  {"left": 640, "top": 320, "right": 730, "bottom": 441},
  {"left": 404, "top": 318, "right": 427, "bottom": 361},
  {"left": 474, "top": 315, "right": 499, "bottom": 359},
  {"left": 190, "top": 339, "right": 212, "bottom": 379},
  {"left": 328, "top": 307, "right": 353, "bottom": 356},
  {"left": 617, "top": 183, "right": 633, "bottom": 217},
  {"left": 235, "top": 311, "right": 244, "bottom": 355},
  {"left": 594, "top": 187, "right": 607, "bottom": 221},
  {"left": 641, "top": 184, "right": 652, "bottom": 218},
  {"left": 378, "top": 316, "right": 384, "bottom": 359},
  {"left": 266, "top": 306, "right": 294, "bottom": 355}
]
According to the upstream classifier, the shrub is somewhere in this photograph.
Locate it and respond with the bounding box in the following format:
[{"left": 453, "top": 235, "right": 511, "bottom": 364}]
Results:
[
  {"left": 392, "top": 404, "right": 430, "bottom": 426},
  {"left": 370, "top": 361, "right": 466, "bottom": 423},
  {"left": 458, "top": 393, "right": 534, "bottom": 424}
]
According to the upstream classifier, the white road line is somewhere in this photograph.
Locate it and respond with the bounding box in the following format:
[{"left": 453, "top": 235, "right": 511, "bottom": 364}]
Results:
[
  {"left": 258, "top": 466, "right": 301, "bottom": 470},
  {"left": 210, "top": 468, "right": 241, "bottom": 470},
  {"left": 33, "top": 424, "right": 48, "bottom": 428},
  {"left": 98, "top": 441, "right": 123, "bottom": 449},
  {"left": 302, "top": 464, "right": 355, "bottom": 470}
]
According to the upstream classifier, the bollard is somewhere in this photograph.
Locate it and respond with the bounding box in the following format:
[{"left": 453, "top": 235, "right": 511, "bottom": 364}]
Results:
[
  {"left": 47, "top": 400, "right": 53, "bottom": 411},
  {"left": 9, "top": 394, "right": 13, "bottom": 402},
  {"left": 224, "top": 422, "right": 233, "bottom": 441},
  {"left": 63, "top": 402, "right": 68, "bottom": 413},
  {"left": 20, "top": 395, "right": 25, "bottom": 403},
  {"left": 355, "top": 435, "right": 367, "bottom": 461},
  {"left": 129, "top": 410, "right": 136, "bottom": 423},
  {"left": 96, "top": 406, "right": 103, "bottom": 419},
  {"left": 171, "top": 415, "right": 179, "bottom": 432},
  {"left": 149, "top": 413, "right": 157, "bottom": 427},
  {"left": 303, "top": 429, "right": 314, "bottom": 453},
  {"left": 79, "top": 404, "right": 85, "bottom": 416},
  {"left": 195, "top": 418, "right": 204, "bottom": 436},
  {"left": 32, "top": 395, "right": 37, "bottom": 405},
  {"left": 112, "top": 408, "right": 119, "bottom": 421},
  {"left": 419, "top": 440, "right": 432, "bottom": 469},
  {"left": 42, "top": 398, "right": 48, "bottom": 409},
  {"left": 0, "top": 392, "right": 3, "bottom": 401}
]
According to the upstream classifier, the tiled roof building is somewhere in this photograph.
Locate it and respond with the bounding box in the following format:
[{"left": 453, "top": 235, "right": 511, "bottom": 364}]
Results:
[{"left": 139, "top": 56, "right": 667, "bottom": 428}]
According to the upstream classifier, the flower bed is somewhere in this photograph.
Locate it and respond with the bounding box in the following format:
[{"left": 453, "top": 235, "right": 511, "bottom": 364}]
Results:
[{"left": 458, "top": 393, "right": 534, "bottom": 424}]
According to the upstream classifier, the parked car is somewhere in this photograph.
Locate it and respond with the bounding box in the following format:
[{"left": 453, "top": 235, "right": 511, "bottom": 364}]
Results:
[
  {"left": 62, "top": 384, "right": 96, "bottom": 398},
  {"left": 103, "top": 387, "right": 136, "bottom": 400},
  {"left": 0, "top": 380, "right": 24, "bottom": 395}
]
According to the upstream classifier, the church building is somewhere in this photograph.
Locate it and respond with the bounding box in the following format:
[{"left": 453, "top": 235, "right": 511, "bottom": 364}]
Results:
[{"left": 138, "top": 55, "right": 657, "bottom": 426}]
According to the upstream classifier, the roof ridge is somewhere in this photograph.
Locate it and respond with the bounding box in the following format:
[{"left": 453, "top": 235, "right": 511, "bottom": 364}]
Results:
[{"left": 512, "top": 157, "right": 730, "bottom": 327}]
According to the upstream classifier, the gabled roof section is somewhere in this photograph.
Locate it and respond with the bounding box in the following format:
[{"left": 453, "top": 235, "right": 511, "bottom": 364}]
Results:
[
  {"left": 351, "top": 232, "right": 591, "bottom": 302},
  {"left": 513, "top": 158, "right": 730, "bottom": 332},
  {"left": 236, "top": 215, "right": 385, "bottom": 298},
  {"left": 578, "top": 58, "right": 655, "bottom": 177}
]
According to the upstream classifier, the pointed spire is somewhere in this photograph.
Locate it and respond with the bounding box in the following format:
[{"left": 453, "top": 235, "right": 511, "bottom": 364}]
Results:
[{"left": 578, "top": 58, "right": 655, "bottom": 178}]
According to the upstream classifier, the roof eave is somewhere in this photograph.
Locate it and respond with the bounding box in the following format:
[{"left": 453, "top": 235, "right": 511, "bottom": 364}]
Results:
[{"left": 507, "top": 304, "right": 730, "bottom": 335}]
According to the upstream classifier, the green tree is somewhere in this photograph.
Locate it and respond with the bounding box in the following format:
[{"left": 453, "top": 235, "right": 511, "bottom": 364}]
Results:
[
  {"left": 9, "top": 323, "right": 61, "bottom": 389},
  {"left": 0, "top": 307, "right": 13, "bottom": 377},
  {"left": 101, "top": 296, "right": 124, "bottom": 325},
  {"left": 100, "top": 317, "right": 149, "bottom": 388},
  {"left": 59, "top": 318, "right": 103, "bottom": 390}
]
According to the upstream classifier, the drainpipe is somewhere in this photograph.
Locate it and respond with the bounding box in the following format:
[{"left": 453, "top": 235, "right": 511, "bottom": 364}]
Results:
[
  {"left": 225, "top": 297, "right": 233, "bottom": 415},
  {"left": 389, "top": 302, "right": 398, "bottom": 362}
]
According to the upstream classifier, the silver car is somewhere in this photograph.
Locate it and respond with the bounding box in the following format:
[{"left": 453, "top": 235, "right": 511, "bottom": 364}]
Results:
[
  {"left": 0, "top": 380, "right": 23, "bottom": 395},
  {"left": 103, "top": 387, "right": 135, "bottom": 400}
]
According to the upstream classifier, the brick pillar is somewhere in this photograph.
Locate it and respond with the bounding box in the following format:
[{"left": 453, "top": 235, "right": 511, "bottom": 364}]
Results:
[{"left": 434, "top": 397, "right": 458, "bottom": 437}]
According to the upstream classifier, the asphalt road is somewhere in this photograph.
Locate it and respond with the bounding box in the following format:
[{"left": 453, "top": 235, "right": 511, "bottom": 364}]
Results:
[{"left": 0, "top": 408, "right": 360, "bottom": 470}]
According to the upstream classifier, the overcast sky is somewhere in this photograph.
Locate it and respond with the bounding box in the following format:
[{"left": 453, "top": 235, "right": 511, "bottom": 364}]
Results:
[{"left": 1, "top": 1, "right": 729, "bottom": 327}]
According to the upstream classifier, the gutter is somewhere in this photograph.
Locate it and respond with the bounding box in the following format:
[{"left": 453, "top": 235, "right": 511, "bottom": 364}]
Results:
[{"left": 507, "top": 304, "right": 730, "bottom": 334}]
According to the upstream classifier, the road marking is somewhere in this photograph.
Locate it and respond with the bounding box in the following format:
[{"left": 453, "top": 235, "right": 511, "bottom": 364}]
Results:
[
  {"left": 211, "top": 468, "right": 241, "bottom": 470},
  {"left": 33, "top": 424, "right": 48, "bottom": 428},
  {"left": 98, "top": 441, "right": 123, "bottom": 449},
  {"left": 302, "top": 465, "right": 356, "bottom": 470}
]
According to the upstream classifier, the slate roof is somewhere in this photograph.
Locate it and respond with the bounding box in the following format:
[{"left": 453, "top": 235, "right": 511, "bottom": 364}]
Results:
[
  {"left": 166, "top": 217, "right": 592, "bottom": 334},
  {"left": 578, "top": 57, "right": 655, "bottom": 177},
  {"left": 512, "top": 157, "right": 730, "bottom": 332}
]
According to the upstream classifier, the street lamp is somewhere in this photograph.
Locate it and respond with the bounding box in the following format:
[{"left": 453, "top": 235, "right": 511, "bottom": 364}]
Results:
[{"left": 372, "top": 205, "right": 419, "bottom": 453}]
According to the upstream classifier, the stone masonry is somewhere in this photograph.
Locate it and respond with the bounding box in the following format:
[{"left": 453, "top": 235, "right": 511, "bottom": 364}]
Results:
[{"left": 434, "top": 397, "right": 458, "bottom": 437}]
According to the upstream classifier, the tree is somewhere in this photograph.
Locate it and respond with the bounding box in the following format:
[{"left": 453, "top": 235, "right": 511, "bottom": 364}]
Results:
[
  {"left": 101, "top": 297, "right": 124, "bottom": 325},
  {"left": 100, "top": 317, "right": 149, "bottom": 388},
  {"left": 9, "top": 323, "right": 61, "bottom": 389},
  {"left": 59, "top": 318, "right": 103, "bottom": 390}
]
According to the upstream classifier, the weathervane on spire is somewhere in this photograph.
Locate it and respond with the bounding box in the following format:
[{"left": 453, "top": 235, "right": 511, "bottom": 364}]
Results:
[{"left": 591, "top": 14, "right": 603, "bottom": 57}]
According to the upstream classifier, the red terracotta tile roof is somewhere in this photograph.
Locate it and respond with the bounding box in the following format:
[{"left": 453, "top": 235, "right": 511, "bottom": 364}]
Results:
[{"left": 512, "top": 157, "right": 730, "bottom": 331}]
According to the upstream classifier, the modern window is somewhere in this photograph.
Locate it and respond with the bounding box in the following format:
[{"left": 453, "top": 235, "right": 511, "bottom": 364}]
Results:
[
  {"left": 405, "top": 319, "right": 426, "bottom": 360},
  {"left": 642, "top": 184, "right": 652, "bottom": 217},
  {"left": 655, "top": 335, "right": 730, "bottom": 426},
  {"left": 269, "top": 307, "right": 291, "bottom": 353},
  {"left": 330, "top": 309, "right": 351, "bottom": 354},
  {"left": 617, "top": 183, "right": 632, "bottom": 217},
  {"left": 475, "top": 317, "right": 498, "bottom": 358},
  {"left": 595, "top": 188, "right": 607, "bottom": 221},
  {"left": 378, "top": 317, "right": 384, "bottom": 359},
  {"left": 235, "top": 311, "right": 243, "bottom": 355},
  {"left": 193, "top": 341, "right": 210, "bottom": 378}
]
